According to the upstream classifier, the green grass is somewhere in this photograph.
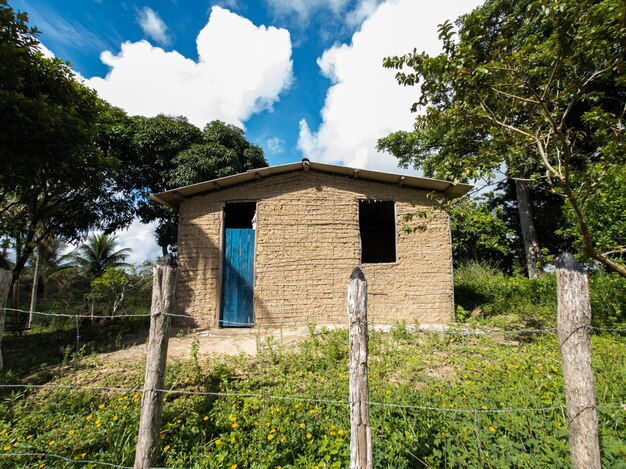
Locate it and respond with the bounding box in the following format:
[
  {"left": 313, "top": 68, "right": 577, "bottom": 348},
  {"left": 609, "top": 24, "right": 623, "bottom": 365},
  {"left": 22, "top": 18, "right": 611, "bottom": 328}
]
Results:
[
  {"left": 1, "top": 262, "right": 624, "bottom": 467},
  {"left": 0, "top": 326, "right": 624, "bottom": 468},
  {"left": 454, "top": 260, "right": 626, "bottom": 328}
]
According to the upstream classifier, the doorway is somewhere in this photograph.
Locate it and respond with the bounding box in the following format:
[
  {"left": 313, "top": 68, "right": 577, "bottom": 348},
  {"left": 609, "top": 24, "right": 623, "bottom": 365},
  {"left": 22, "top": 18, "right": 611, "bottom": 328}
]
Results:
[{"left": 221, "top": 202, "right": 256, "bottom": 327}]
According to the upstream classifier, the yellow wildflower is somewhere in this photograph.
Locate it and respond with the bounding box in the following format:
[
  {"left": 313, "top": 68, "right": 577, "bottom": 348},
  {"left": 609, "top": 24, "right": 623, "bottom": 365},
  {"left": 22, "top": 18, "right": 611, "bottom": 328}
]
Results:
[
  {"left": 309, "top": 409, "right": 316, "bottom": 415},
  {"left": 122, "top": 405, "right": 128, "bottom": 411},
  {"left": 113, "top": 415, "right": 118, "bottom": 421},
  {"left": 231, "top": 423, "right": 239, "bottom": 429},
  {"left": 481, "top": 406, "right": 488, "bottom": 410},
  {"left": 163, "top": 445, "right": 170, "bottom": 452},
  {"left": 294, "top": 403, "right": 301, "bottom": 409},
  {"left": 385, "top": 389, "right": 392, "bottom": 396},
  {"left": 39, "top": 464, "right": 45, "bottom": 468},
  {"left": 299, "top": 423, "right": 305, "bottom": 429},
  {"left": 68, "top": 430, "right": 75, "bottom": 435},
  {"left": 337, "top": 429, "right": 344, "bottom": 436},
  {"left": 98, "top": 404, "right": 105, "bottom": 410},
  {"left": 229, "top": 416, "right": 236, "bottom": 422},
  {"left": 3, "top": 445, "right": 10, "bottom": 451},
  {"left": 280, "top": 437, "right": 286, "bottom": 443},
  {"left": 215, "top": 439, "right": 221, "bottom": 446},
  {"left": 26, "top": 435, "right": 33, "bottom": 440},
  {"left": 78, "top": 453, "right": 86, "bottom": 458},
  {"left": 267, "top": 434, "right": 275, "bottom": 441},
  {"left": 203, "top": 416, "right": 209, "bottom": 421},
  {"left": 489, "top": 426, "right": 496, "bottom": 433},
  {"left": 48, "top": 440, "right": 55, "bottom": 446},
  {"left": 231, "top": 465, "right": 237, "bottom": 469},
  {"left": 306, "top": 433, "right": 313, "bottom": 439},
  {"left": 265, "top": 422, "right": 271, "bottom": 427},
  {"left": 86, "top": 415, "right": 92, "bottom": 420}
]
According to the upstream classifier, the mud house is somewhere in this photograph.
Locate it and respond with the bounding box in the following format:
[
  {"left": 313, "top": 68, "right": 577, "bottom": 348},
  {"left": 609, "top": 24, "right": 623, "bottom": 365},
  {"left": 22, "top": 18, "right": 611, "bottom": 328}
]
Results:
[{"left": 151, "top": 159, "right": 471, "bottom": 328}]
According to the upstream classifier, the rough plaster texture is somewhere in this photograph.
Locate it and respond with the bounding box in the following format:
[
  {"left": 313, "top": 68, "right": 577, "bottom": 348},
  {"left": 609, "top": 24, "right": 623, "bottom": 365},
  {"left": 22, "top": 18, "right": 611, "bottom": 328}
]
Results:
[{"left": 176, "top": 170, "right": 454, "bottom": 327}]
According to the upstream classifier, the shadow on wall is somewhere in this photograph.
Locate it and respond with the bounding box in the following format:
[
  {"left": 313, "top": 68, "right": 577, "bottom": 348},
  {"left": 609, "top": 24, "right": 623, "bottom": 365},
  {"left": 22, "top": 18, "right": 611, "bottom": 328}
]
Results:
[{"left": 175, "top": 206, "right": 271, "bottom": 330}]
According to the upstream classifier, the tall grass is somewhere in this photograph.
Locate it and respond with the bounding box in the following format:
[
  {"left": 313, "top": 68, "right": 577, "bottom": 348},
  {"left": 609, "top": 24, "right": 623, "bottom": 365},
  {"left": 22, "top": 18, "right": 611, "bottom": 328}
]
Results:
[{"left": 454, "top": 260, "right": 626, "bottom": 327}]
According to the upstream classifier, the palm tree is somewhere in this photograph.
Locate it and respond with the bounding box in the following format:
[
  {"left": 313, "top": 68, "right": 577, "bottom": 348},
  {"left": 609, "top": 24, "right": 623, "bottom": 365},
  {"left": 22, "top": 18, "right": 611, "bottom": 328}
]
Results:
[{"left": 66, "top": 233, "right": 132, "bottom": 280}]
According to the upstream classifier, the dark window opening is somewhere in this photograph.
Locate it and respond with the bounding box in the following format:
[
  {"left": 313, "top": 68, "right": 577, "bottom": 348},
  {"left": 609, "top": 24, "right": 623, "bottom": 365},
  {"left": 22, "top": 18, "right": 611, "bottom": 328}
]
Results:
[
  {"left": 224, "top": 202, "right": 256, "bottom": 228},
  {"left": 359, "top": 200, "right": 396, "bottom": 263}
]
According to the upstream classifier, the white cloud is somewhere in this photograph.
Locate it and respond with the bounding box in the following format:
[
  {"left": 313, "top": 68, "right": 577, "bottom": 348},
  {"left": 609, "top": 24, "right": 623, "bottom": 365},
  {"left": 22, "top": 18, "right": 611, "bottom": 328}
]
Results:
[
  {"left": 114, "top": 220, "right": 161, "bottom": 265},
  {"left": 86, "top": 7, "right": 293, "bottom": 128},
  {"left": 265, "top": 0, "right": 384, "bottom": 25},
  {"left": 266, "top": 0, "right": 349, "bottom": 20},
  {"left": 345, "top": 0, "right": 382, "bottom": 27},
  {"left": 297, "top": 0, "right": 483, "bottom": 174},
  {"left": 266, "top": 136, "right": 285, "bottom": 154},
  {"left": 36, "top": 43, "right": 55, "bottom": 59},
  {"left": 137, "top": 7, "right": 171, "bottom": 46}
]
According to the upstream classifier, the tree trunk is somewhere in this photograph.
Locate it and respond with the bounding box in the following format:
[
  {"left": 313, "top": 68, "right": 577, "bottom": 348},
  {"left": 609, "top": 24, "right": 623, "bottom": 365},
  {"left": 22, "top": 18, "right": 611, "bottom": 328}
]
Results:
[
  {"left": 0, "top": 268, "right": 13, "bottom": 371},
  {"left": 11, "top": 277, "right": 19, "bottom": 311},
  {"left": 515, "top": 179, "right": 542, "bottom": 278},
  {"left": 28, "top": 244, "right": 40, "bottom": 328}
]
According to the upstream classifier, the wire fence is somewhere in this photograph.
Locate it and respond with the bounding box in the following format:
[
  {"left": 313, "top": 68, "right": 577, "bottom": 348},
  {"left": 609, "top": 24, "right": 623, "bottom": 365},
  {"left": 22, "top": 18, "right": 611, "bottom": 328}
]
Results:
[
  {"left": 5, "top": 306, "right": 626, "bottom": 333},
  {"left": 0, "top": 305, "right": 625, "bottom": 468}
]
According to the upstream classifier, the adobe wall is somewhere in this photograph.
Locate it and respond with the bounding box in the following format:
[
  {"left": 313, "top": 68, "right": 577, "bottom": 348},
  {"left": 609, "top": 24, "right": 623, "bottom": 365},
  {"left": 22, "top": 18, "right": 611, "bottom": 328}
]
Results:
[{"left": 176, "top": 170, "right": 454, "bottom": 327}]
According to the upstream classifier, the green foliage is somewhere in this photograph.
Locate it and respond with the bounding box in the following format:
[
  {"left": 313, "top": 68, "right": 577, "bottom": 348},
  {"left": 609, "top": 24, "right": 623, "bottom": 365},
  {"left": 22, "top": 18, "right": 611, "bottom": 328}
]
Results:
[
  {"left": 379, "top": 0, "right": 626, "bottom": 276},
  {"left": 89, "top": 266, "right": 150, "bottom": 317},
  {"left": 558, "top": 164, "right": 626, "bottom": 258},
  {"left": 0, "top": 327, "right": 624, "bottom": 467},
  {"left": 0, "top": 2, "right": 136, "bottom": 280},
  {"left": 450, "top": 196, "right": 515, "bottom": 268},
  {"left": 454, "top": 261, "right": 557, "bottom": 324},
  {"left": 65, "top": 233, "right": 132, "bottom": 280},
  {"left": 454, "top": 260, "right": 626, "bottom": 327},
  {"left": 114, "top": 117, "right": 268, "bottom": 251}
]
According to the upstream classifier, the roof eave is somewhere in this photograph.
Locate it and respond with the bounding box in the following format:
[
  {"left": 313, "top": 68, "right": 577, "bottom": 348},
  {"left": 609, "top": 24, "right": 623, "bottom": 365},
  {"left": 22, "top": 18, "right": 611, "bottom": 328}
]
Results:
[{"left": 150, "top": 161, "right": 473, "bottom": 208}]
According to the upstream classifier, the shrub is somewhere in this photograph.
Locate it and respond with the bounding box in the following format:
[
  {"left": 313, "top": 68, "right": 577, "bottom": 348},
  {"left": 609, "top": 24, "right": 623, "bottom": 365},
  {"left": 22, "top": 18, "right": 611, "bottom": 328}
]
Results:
[{"left": 454, "top": 260, "right": 556, "bottom": 324}]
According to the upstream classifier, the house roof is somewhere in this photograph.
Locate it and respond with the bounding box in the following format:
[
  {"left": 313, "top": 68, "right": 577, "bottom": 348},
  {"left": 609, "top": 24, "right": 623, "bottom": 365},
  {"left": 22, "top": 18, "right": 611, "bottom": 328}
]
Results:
[{"left": 150, "top": 159, "right": 473, "bottom": 209}]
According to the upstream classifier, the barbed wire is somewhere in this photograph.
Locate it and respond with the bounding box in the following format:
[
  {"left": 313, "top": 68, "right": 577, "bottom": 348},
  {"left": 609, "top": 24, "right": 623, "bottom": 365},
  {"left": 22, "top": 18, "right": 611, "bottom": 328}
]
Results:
[
  {"left": 3, "top": 307, "right": 626, "bottom": 334},
  {"left": 0, "top": 383, "right": 623, "bottom": 414}
]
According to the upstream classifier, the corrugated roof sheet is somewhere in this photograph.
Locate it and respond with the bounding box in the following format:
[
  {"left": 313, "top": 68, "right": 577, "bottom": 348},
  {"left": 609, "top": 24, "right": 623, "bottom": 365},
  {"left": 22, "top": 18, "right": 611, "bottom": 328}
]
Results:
[{"left": 150, "top": 159, "right": 473, "bottom": 208}]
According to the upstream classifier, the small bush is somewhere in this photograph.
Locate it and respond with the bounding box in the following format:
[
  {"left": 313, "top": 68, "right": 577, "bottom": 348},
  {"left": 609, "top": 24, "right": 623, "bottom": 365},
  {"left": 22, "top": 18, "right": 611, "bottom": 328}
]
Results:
[
  {"left": 454, "top": 260, "right": 556, "bottom": 324},
  {"left": 454, "top": 260, "right": 626, "bottom": 327},
  {"left": 589, "top": 270, "right": 626, "bottom": 327}
]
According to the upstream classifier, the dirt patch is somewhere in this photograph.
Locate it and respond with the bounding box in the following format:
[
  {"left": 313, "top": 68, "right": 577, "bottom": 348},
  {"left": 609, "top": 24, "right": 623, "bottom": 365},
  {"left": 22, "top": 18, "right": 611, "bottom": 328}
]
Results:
[{"left": 100, "top": 325, "right": 317, "bottom": 363}]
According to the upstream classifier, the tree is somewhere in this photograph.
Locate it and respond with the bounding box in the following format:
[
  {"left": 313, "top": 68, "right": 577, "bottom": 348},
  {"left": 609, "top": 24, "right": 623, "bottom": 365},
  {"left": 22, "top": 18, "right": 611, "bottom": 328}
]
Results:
[
  {"left": 89, "top": 266, "right": 149, "bottom": 318},
  {"left": 65, "top": 233, "right": 132, "bottom": 281},
  {"left": 123, "top": 118, "right": 268, "bottom": 252},
  {"left": 450, "top": 195, "right": 515, "bottom": 270},
  {"left": 0, "top": 1, "right": 135, "bottom": 297},
  {"left": 379, "top": 0, "right": 626, "bottom": 277}
]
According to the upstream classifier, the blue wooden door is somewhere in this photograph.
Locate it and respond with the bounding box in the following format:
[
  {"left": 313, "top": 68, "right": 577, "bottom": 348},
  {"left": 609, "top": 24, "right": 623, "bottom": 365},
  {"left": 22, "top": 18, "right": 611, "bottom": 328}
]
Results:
[{"left": 221, "top": 228, "right": 255, "bottom": 327}]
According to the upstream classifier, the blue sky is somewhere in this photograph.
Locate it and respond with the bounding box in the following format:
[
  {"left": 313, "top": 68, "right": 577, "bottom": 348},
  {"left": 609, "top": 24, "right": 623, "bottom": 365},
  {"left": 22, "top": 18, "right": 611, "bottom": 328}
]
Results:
[{"left": 16, "top": 0, "right": 482, "bottom": 261}]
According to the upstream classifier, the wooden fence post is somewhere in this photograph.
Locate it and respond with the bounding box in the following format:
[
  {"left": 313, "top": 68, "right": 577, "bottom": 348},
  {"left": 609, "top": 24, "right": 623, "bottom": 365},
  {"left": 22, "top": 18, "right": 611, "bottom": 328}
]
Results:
[
  {"left": 348, "top": 267, "right": 373, "bottom": 469},
  {"left": 134, "top": 258, "right": 177, "bottom": 469},
  {"left": 556, "top": 253, "right": 601, "bottom": 469},
  {"left": 0, "top": 268, "right": 12, "bottom": 371}
]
